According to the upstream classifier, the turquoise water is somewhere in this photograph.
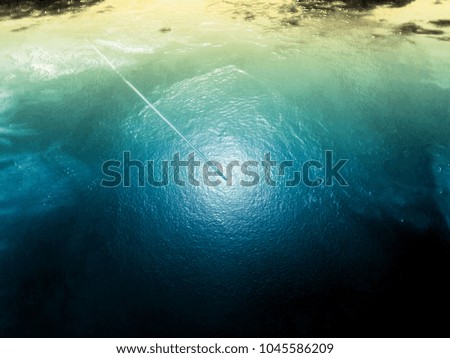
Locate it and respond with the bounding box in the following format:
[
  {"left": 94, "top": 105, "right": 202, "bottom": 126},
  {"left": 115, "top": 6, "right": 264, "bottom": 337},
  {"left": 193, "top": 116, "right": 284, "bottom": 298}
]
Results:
[{"left": 0, "top": 1, "right": 449, "bottom": 336}]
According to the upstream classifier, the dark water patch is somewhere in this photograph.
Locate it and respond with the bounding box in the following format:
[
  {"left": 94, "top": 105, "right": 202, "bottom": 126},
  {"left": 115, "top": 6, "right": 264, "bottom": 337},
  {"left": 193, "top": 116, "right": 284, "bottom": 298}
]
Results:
[
  {"left": 0, "top": 159, "right": 14, "bottom": 170},
  {"left": 282, "top": 16, "right": 300, "bottom": 26},
  {"left": 96, "top": 4, "right": 112, "bottom": 14},
  {"left": 261, "top": 225, "right": 450, "bottom": 337},
  {"left": 243, "top": 11, "right": 255, "bottom": 21},
  {"left": 11, "top": 24, "right": 34, "bottom": 31},
  {"left": 279, "top": 3, "right": 300, "bottom": 13},
  {"left": 430, "top": 19, "right": 450, "bottom": 27},
  {"left": 396, "top": 22, "right": 445, "bottom": 35}
]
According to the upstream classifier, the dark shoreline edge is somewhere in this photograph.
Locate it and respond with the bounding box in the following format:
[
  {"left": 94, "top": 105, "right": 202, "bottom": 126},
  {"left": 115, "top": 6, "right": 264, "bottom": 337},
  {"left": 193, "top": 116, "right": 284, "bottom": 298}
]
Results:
[
  {"left": 0, "top": 0, "right": 414, "bottom": 20},
  {"left": 296, "top": 0, "right": 413, "bottom": 12},
  {"left": 0, "top": 0, "right": 103, "bottom": 19}
]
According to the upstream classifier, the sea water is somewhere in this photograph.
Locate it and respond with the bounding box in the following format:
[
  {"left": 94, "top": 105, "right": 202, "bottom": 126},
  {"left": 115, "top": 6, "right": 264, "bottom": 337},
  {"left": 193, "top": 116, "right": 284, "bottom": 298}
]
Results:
[{"left": 0, "top": 0, "right": 449, "bottom": 336}]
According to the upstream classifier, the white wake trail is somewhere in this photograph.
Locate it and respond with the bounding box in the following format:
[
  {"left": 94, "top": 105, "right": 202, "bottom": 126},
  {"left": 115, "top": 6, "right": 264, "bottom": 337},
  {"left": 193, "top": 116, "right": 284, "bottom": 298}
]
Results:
[{"left": 90, "top": 43, "right": 228, "bottom": 181}]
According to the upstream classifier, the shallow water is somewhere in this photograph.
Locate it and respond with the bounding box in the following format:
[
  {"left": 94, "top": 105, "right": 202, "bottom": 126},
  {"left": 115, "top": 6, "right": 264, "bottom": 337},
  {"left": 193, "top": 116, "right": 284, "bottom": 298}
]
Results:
[{"left": 0, "top": 0, "right": 449, "bottom": 337}]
